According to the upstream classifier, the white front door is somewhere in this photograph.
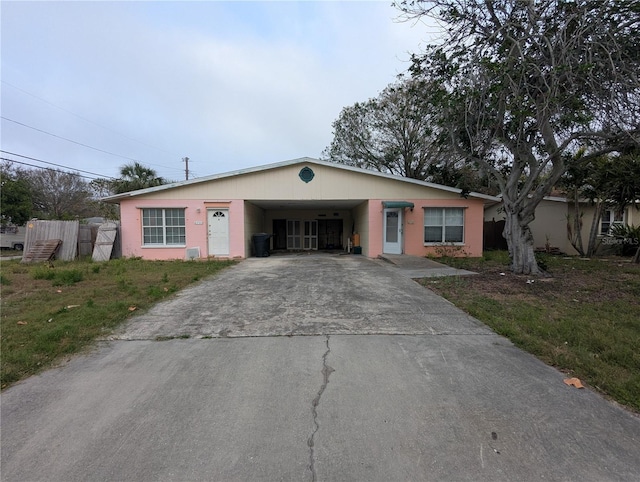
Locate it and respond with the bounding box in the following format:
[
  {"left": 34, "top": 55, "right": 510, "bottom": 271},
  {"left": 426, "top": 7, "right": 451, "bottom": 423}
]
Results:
[
  {"left": 383, "top": 208, "right": 402, "bottom": 254},
  {"left": 208, "top": 209, "right": 229, "bottom": 256}
]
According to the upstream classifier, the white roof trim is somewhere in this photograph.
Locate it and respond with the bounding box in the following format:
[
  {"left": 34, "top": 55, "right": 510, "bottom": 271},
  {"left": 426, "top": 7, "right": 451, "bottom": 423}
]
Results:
[
  {"left": 484, "top": 194, "right": 571, "bottom": 208},
  {"left": 102, "top": 157, "right": 500, "bottom": 203},
  {"left": 542, "top": 196, "right": 570, "bottom": 203}
]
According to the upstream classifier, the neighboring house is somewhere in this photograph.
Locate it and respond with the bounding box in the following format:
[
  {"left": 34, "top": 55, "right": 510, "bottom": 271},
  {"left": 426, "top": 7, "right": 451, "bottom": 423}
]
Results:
[
  {"left": 103, "top": 157, "right": 497, "bottom": 260},
  {"left": 484, "top": 197, "right": 640, "bottom": 255}
]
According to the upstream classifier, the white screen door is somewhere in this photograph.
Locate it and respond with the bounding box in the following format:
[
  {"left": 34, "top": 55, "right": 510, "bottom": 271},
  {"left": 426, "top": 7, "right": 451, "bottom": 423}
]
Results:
[
  {"left": 383, "top": 209, "right": 402, "bottom": 254},
  {"left": 287, "top": 220, "right": 301, "bottom": 249},
  {"left": 208, "top": 209, "right": 229, "bottom": 256},
  {"left": 303, "top": 220, "right": 318, "bottom": 250}
]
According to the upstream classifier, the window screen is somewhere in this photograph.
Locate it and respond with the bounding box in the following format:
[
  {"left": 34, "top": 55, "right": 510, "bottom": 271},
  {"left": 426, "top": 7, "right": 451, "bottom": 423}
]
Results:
[
  {"left": 142, "top": 208, "right": 185, "bottom": 246},
  {"left": 424, "top": 208, "right": 464, "bottom": 243}
]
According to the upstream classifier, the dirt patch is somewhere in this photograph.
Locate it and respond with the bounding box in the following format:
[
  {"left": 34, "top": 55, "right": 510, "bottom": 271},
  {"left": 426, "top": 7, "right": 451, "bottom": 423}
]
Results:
[{"left": 426, "top": 258, "right": 640, "bottom": 305}]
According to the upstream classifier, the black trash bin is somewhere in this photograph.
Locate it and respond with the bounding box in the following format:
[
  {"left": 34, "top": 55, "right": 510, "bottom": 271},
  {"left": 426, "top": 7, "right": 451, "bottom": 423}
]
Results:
[{"left": 252, "top": 233, "right": 271, "bottom": 257}]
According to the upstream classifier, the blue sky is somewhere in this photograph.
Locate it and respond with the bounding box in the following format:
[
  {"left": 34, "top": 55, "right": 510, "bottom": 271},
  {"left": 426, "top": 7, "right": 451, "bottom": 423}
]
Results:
[{"left": 1, "top": 1, "right": 433, "bottom": 182}]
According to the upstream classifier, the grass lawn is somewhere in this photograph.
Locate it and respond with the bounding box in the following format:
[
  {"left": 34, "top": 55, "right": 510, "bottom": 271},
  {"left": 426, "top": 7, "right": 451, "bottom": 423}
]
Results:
[
  {"left": 423, "top": 251, "right": 640, "bottom": 412},
  {"left": 3, "top": 251, "right": 638, "bottom": 413},
  {"left": 0, "top": 257, "right": 235, "bottom": 389}
]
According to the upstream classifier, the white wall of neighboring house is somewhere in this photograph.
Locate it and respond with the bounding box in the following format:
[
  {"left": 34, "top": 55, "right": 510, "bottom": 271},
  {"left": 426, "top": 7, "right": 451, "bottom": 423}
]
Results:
[{"left": 484, "top": 198, "right": 639, "bottom": 256}]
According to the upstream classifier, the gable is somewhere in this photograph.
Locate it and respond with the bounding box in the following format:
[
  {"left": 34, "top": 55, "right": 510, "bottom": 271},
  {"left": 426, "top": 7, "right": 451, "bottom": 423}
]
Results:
[
  {"left": 139, "top": 162, "right": 463, "bottom": 201},
  {"left": 108, "top": 158, "right": 485, "bottom": 203}
]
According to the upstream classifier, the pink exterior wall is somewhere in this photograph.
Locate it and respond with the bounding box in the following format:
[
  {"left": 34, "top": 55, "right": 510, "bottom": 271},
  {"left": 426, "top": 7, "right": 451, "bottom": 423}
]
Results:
[
  {"left": 118, "top": 199, "right": 246, "bottom": 260},
  {"left": 367, "top": 204, "right": 383, "bottom": 257},
  {"left": 118, "top": 196, "right": 485, "bottom": 260},
  {"left": 367, "top": 198, "right": 485, "bottom": 258}
]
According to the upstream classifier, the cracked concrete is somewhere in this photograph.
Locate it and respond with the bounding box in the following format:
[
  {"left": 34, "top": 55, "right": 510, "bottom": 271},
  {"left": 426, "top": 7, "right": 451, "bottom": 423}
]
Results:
[
  {"left": 3, "top": 254, "right": 640, "bottom": 481},
  {"left": 108, "top": 254, "right": 490, "bottom": 340},
  {"left": 307, "top": 335, "right": 334, "bottom": 482}
]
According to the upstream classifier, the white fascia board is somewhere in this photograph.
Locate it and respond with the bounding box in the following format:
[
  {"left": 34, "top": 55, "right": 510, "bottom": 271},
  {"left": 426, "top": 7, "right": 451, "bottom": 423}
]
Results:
[{"left": 101, "top": 156, "right": 501, "bottom": 203}]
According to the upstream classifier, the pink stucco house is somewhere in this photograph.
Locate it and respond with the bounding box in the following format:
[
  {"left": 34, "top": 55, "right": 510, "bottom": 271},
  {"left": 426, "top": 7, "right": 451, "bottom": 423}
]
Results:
[{"left": 104, "top": 157, "right": 497, "bottom": 260}]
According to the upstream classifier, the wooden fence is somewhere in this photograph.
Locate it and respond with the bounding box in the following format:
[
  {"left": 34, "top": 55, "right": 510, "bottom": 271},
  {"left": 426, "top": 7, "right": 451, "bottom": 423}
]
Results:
[
  {"left": 22, "top": 220, "right": 120, "bottom": 262},
  {"left": 23, "top": 220, "right": 79, "bottom": 261},
  {"left": 483, "top": 219, "right": 508, "bottom": 250}
]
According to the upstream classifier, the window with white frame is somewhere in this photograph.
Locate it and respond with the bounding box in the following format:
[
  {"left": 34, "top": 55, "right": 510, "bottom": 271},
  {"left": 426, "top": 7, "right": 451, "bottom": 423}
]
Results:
[
  {"left": 424, "top": 207, "right": 464, "bottom": 243},
  {"left": 142, "top": 208, "right": 186, "bottom": 246},
  {"left": 600, "top": 209, "right": 624, "bottom": 235}
]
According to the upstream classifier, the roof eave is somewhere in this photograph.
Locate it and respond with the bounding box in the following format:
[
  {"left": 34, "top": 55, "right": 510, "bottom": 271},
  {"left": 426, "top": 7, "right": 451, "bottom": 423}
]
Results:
[{"left": 101, "top": 156, "right": 501, "bottom": 203}]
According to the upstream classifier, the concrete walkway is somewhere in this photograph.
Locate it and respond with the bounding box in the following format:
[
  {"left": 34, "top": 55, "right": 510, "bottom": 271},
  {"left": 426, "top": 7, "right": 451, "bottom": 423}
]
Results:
[
  {"left": 2, "top": 255, "right": 639, "bottom": 482},
  {"left": 377, "top": 253, "right": 477, "bottom": 278}
]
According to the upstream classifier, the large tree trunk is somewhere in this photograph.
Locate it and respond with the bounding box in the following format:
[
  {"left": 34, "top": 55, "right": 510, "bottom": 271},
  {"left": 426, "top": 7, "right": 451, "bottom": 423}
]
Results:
[
  {"left": 586, "top": 201, "right": 604, "bottom": 257},
  {"left": 567, "top": 194, "right": 585, "bottom": 256},
  {"left": 503, "top": 209, "right": 541, "bottom": 275}
]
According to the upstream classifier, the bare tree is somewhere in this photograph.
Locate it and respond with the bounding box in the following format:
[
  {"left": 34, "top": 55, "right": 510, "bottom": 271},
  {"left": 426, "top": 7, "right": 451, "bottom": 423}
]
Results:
[
  {"left": 89, "top": 178, "right": 120, "bottom": 220},
  {"left": 323, "top": 78, "right": 457, "bottom": 180},
  {"left": 398, "top": 0, "right": 640, "bottom": 274},
  {"left": 22, "top": 168, "right": 94, "bottom": 220}
]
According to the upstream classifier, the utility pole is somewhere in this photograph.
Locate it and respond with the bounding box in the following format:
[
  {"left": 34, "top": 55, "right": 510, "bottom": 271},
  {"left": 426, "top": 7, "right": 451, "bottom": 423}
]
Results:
[{"left": 183, "top": 157, "right": 190, "bottom": 180}]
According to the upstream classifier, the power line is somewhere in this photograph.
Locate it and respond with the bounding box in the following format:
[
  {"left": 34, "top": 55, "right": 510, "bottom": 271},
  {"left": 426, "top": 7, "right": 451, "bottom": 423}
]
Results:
[
  {"left": 0, "top": 150, "right": 117, "bottom": 179},
  {"left": 1, "top": 116, "right": 183, "bottom": 173},
  {"left": 1, "top": 157, "right": 105, "bottom": 181},
  {"left": 1, "top": 79, "right": 182, "bottom": 159},
  {"left": 2, "top": 116, "right": 149, "bottom": 164}
]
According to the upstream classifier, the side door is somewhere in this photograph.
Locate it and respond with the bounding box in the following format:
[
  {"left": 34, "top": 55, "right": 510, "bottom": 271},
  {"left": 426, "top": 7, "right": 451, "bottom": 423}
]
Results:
[
  {"left": 383, "top": 208, "right": 402, "bottom": 254},
  {"left": 207, "top": 209, "right": 229, "bottom": 256}
]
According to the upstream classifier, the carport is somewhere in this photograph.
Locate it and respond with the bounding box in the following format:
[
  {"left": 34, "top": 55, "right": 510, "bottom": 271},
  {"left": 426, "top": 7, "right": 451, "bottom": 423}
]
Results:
[{"left": 243, "top": 199, "right": 367, "bottom": 255}]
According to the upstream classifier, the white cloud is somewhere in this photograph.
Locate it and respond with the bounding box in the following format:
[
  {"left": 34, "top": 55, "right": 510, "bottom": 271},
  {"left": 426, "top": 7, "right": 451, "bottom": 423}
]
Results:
[{"left": 1, "top": 1, "right": 435, "bottom": 180}]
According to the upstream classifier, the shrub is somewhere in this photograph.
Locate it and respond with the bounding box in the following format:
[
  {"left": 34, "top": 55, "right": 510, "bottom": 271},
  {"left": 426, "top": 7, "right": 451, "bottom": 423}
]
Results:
[
  {"left": 52, "top": 269, "right": 84, "bottom": 286},
  {"left": 608, "top": 224, "right": 640, "bottom": 256},
  {"left": 535, "top": 253, "right": 550, "bottom": 272},
  {"left": 32, "top": 266, "right": 56, "bottom": 280}
]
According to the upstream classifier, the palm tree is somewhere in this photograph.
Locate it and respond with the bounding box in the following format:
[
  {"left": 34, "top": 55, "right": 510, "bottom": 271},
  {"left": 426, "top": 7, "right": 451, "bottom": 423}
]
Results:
[{"left": 112, "top": 162, "right": 167, "bottom": 194}]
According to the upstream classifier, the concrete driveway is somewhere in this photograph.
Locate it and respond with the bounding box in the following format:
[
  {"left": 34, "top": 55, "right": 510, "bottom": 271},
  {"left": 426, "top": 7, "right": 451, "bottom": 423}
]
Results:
[
  {"left": 2, "top": 254, "right": 639, "bottom": 481},
  {"left": 109, "top": 254, "right": 484, "bottom": 340}
]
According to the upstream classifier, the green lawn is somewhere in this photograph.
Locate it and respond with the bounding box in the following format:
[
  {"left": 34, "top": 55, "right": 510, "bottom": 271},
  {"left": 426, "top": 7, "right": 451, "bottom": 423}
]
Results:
[
  {"left": 3, "top": 252, "right": 639, "bottom": 413},
  {"left": 0, "top": 257, "right": 235, "bottom": 388},
  {"left": 424, "top": 251, "right": 640, "bottom": 412}
]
